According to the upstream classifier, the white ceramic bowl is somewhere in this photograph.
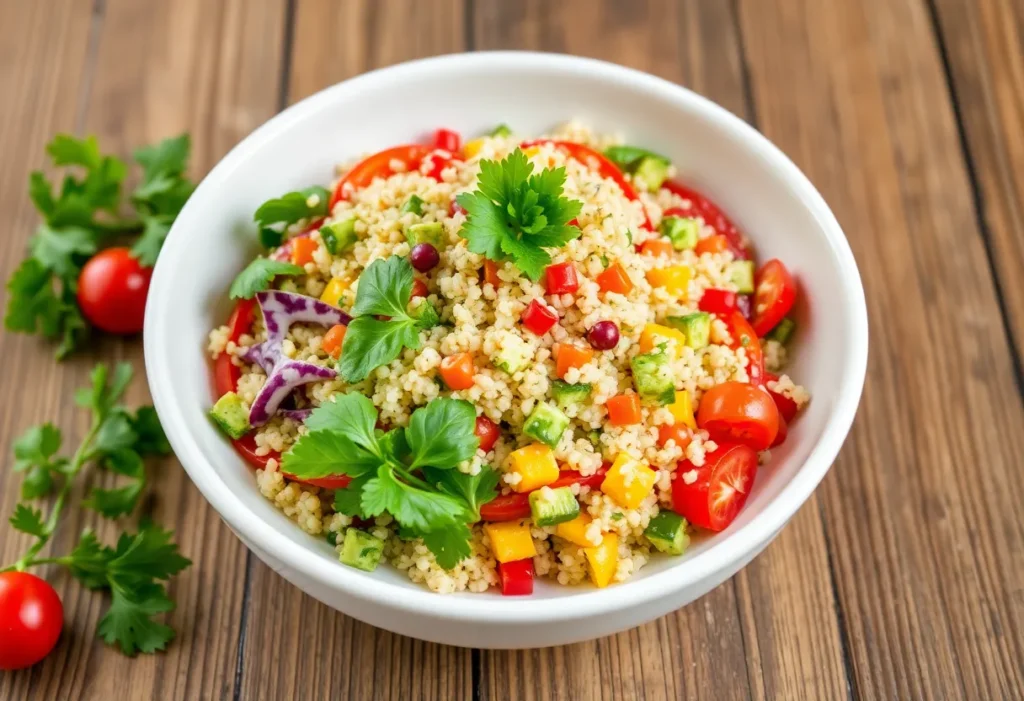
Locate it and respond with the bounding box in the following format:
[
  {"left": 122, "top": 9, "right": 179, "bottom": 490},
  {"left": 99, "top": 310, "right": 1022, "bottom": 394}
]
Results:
[{"left": 145, "top": 52, "right": 867, "bottom": 649}]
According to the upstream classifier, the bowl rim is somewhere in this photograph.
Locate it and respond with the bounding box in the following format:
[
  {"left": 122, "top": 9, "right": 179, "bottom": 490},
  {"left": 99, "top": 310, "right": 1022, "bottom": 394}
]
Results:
[{"left": 145, "top": 51, "right": 868, "bottom": 623}]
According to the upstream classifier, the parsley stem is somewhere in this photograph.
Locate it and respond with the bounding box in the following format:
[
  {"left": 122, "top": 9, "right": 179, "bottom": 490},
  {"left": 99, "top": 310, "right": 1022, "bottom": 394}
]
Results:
[{"left": 388, "top": 460, "right": 435, "bottom": 492}]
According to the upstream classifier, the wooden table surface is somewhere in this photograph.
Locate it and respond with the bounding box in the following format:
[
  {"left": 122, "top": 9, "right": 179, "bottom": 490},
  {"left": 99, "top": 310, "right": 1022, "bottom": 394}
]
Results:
[{"left": 2, "top": 0, "right": 1023, "bottom": 698}]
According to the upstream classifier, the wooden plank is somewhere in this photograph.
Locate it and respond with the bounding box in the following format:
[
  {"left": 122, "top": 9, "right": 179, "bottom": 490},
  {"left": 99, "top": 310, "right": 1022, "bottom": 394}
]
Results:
[
  {"left": 930, "top": 0, "right": 1024, "bottom": 373},
  {"left": 233, "top": 3, "right": 472, "bottom": 700},
  {"left": 737, "top": 0, "right": 1024, "bottom": 698},
  {"left": 473, "top": 1, "right": 848, "bottom": 699},
  {"left": 0, "top": 0, "right": 288, "bottom": 699}
]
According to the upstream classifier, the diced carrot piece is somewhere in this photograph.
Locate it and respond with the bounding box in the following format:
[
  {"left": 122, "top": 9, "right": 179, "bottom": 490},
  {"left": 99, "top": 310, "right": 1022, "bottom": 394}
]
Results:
[
  {"left": 483, "top": 259, "right": 501, "bottom": 287},
  {"left": 640, "top": 239, "right": 673, "bottom": 257},
  {"left": 322, "top": 324, "right": 347, "bottom": 359},
  {"left": 695, "top": 234, "right": 729, "bottom": 256},
  {"left": 606, "top": 393, "right": 642, "bottom": 426},
  {"left": 555, "top": 344, "right": 594, "bottom": 379},
  {"left": 290, "top": 237, "right": 319, "bottom": 266},
  {"left": 596, "top": 262, "right": 633, "bottom": 295},
  {"left": 440, "top": 352, "right": 475, "bottom": 390}
]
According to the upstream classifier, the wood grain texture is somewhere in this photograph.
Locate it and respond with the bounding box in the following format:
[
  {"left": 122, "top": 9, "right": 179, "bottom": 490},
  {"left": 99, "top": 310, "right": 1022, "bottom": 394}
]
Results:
[
  {"left": 738, "top": 0, "right": 1024, "bottom": 698},
  {"left": 232, "top": 3, "right": 473, "bottom": 700},
  {"left": 0, "top": 0, "right": 287, "bottom": 699},
  {"left": 929, "top": 0, "right": 1024, "bottom": 368},
  {"left": 473, "top": 2, "right": 849, "bottom": 699}
]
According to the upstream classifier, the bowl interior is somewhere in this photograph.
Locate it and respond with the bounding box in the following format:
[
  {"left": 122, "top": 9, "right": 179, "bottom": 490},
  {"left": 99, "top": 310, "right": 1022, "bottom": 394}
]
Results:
[{"left": 146, "top": 53, "right": 865, "bottom": 611}]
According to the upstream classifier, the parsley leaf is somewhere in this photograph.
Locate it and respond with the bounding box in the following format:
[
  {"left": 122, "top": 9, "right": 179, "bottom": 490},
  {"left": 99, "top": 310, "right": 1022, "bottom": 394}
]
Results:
[
  {"left": 457, "top": 148, "right": 582, "bottom": 280},
  {"left": 282, "top": 428, "right": 381, "bottom": 478},
  {"left": 131, "top": 406, "right": 171, "bottom": 456},
  {"left": 253, "top": 186, "right": 330, "bottom": 229},
  {"left": 406, "top": 398, "right": 479, "bottom": 469},
  {"left": 228, "top": 258, "right": 304, "bottom": 300},
  {"left": 421, "top": 524, "right": 474, "bottom": 570},
  {"left": 9, "top": 503, "right": 47, "bottom": 538},
  {"left": 361, "top": 464, "right": 469, "bottom": 533},
  {"left": 350, "top": 255, "right": 413, "bottom": 318},
  {"left": 13, "top": 422, "right": 65, "bottom": 499},
  {"left": 422, "top": 465, "right": 500, "bottom": 522},
  {"left": 98, "top": 581, "right": 176, "bottom": 655},
  {"left": 603, "top": 144, "right": 669, "bottom": 171},
  {"left": 333, "top": 473, "right": 373, "bottom": 518}
]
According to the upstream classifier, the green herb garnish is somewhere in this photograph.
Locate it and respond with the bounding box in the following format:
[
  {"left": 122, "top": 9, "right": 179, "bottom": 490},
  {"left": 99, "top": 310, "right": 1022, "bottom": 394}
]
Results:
[
  {"left": 456, "top": 148, "right": 582, "bottom": 281},
  {"left": 228, "top": 258, "right": 304, "bottom": 300},
  {"left": 253, "top": 186, "right": 330, "bottom": 230},
  {"left": 283, "top": 394, "right": 497, "bottom": 568},
  {"left": 603, "top": 144, "right": 670, "bottom": 171}
]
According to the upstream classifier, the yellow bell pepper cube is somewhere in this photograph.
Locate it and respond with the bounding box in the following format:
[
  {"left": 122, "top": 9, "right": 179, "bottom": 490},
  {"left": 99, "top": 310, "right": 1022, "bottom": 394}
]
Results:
[
  {"left": 645, "top": 265, "right": 692, "bottom": 299},
  {"left": 320, "top": 277, "right": 349, "bottom": 308},
  {"left": 667, "top": 389, "right": 697, "bottom": 429},
  {"left": 583, "top": 532, "right": 619, "bottom": 588},
  {"left": 600, "top": 453, "right": 658, "bottom": 510},
  {"left": 484, "top": 521, "right": 537, "bottom": 563},
  {"left": 639, "top": 323, "right": 688, "bottom": 358},
  {"left": 464, "top": 137, "right": 486, "bottom": 159},
  {"left": 508, "top": 443, "right": 559, "bottom": 493},
  {"left": 555, "top": 512, "right": 601, "bottom": 548},
  {"left": 523, "top": 145, "right": 541, "bottom": 158}
]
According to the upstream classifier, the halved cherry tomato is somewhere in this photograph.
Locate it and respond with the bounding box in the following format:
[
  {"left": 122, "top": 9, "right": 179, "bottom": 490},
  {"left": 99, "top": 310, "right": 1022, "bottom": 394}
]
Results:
[
  {"left": 321, "top": 324, "right": 347, "bottom": 359},
  {"left": 213, "top": 352, "right": 240, "bottom": 398},
  {"left": 765, "top": 372, "right": 799, "bottom": 423},
  {"left": 475, "top": 415, "right": 500, "bottom": 453},
  {"left": 640, "top": 239, "right": 674, "bottom": 257},
  {"left": 521, "top": 299, "right": 558, "bottom": 335},
  {"left": 722, "top": 311, "right": 765, "bottom": 386},
  {"left": 661, "top": 181, "right": 749, "bottom": 259},
  {"left": 699, "top": 288, "right": 738, "bottom": 315},
  {"left": 671, "top": 443, "right": 757, "bottom": 531},
  {"left": 697, "top": 381, "right": 779, "bottom": 451},
  {"left": 483, "top": 260, "right": 501, "bottom": 287},
  {"left": 440, "top": 352, "right": 475, "bottom": 390},
  {"left": 521, "top": 140, "right": 654, "bottom": 230},
  {"left": 695, "top": 234, "right": 729, "bottom": 256},
  {"left": 449, "top": 198, "right": 466, "bottom": 217},
  {"left": 329, "top": 144, "right": 434, "bottom": 209},
  {"left": 658, "top": 423, "right": 692, "bottom": 450},
  {"left": 596, "top": 262, "right": 633, "bottom": 295},
  {"left": 233, "top": 435, "right": 352, "bottom": 488},
  {"left": 545, "top": 262, "right": 579, "bottom": 295},
  {"left": 498, "top": 559, "right": 534, "bottom": 595},
  {"left": 751, "top": 259, "right": 797, "bottom": 337},
  {"left": 433, "top": 128, "right": 461, "bottom": 153},
  {"left": 771, "top": 416, "right": 788, "bottom": 447},
  {"left": 480, "top": 467, "right": 609, "bottom": 521},
  {"left": 411, "top": 279, "right": 429, "bottom": 299},
  {"left": 606, "top": 393, "right": 642, "bottom": 426}
]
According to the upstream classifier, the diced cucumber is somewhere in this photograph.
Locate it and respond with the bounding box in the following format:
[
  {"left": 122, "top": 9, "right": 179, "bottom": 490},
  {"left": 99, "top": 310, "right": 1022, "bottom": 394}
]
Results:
[
  {"left": 490, "top": 123, "right": 513, "bottom": 137},
  {"left": 766, "top": 317, "right": 796, "bottom": 345},
  {"left": 586, "top": 429, "right": 603, "bottom": 449},
  {"left": 491, "top": 337, "right": 531, "bottom": 374},
  {"left": 320, "top": 218, "right": 358, "bottom": 255},
  {"left": 603, "top": 145, "right": 670, "bottom": 171},
  {"left": 406, "top": 221, "right": 445, "bottom": 247},
  {"left": 401, "top": 194, "right": 425, "bottom": 215},
  {"left": 727, "top": 260, "right": 755, "bottom": 294},
  {"left": 209, "top": 391, "right": 251, "bottom": 439},
  {"left": 645, "top": 511, "right": 689, "bottom": 555},
  {"left": 660, "top": 216, "right": 699, "bottom": 251},
  {"left": 666, "top": 312, "right": 711, "bottom": 349},
  {"left": 339, "top": 529, "right": 384, "bottom": 571},
  {"left": 523, "top": 402, "right": 570, "bottom": 448},
  {"left": 529, "top": 486, "right": 581, "bottom": 527},
  {"left": 633, "top": 156, "right": 670, "bottom": 191},
  {"left": 551, "top": 380, "right": 592, "bottom": 410},
  {"left": 631, "top": 351, "right": 677, "bottom": 405}
]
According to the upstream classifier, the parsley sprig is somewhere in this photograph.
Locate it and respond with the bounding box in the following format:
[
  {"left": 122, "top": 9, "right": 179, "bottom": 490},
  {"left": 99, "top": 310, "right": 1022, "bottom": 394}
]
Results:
[
  {"left": 5, "top": 134, "right": 195, "bottom": 358},
  {"left": 338, "top": 256, "right": 440, "bottom": 382},
  {"left": 457, "top": 148, "right": 583, "bottom": 281},
  {"left": 3, "top": 363, "right": 191, "bottom": 655},
  {"left": 282, "top": 394, "right": 498, "bottom": 568}
]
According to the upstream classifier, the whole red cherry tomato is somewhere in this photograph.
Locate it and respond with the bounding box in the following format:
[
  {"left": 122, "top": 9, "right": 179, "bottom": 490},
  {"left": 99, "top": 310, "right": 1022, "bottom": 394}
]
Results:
[{"left": 77, "top": 247, "right": 152, "bottom": 334}]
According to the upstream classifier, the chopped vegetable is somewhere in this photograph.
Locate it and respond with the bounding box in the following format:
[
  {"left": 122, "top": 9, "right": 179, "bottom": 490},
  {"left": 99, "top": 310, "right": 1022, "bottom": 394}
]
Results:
[
  {"left": 406, "top": 221, "right": 445, "bottom": 247},
  {"left": 667, "top": 390, "right": 697, "bottom": 428},
  {"left": 659, "top": 213, "right": 699, "bottom": 251},
  {"left": 550, "top": 380, "right": 592, "bottom": 410},
  {"left": 432, "top": 128, "right": 461, "bottom": 153},
  {"left": 657, "top": 423, "right": 692, "bottom": 450},
  {"left": 661, "top": 180, "right": 749, "bottom": 259},
  {"left": 474, "top": 415, "right": 500, "bottom": 452},
  {"left": 529, "top": 486, "right": 580, "bottom": 527},
  {"left": 484, "top": 521, "right": 537, "bottom": 563},
  {"left": 457, "top": 148, "right": 583, "bottom": 281},
  {"left": 639, "top": 238, "right": 674, "bottom": 257},
  {"left": 290, "top": 237, "right": 319, "bottom": 266},
  {"left": 671, "top": 443, "right": 757, "bottom": 531},
  {"left": 751, "top": 259, "right": 797, "bottom": 337},
  {"left": 639, "top": 323, "right": 687, "bottom": 358},
  {"left": 583, "top": 532, "right": 619, "bottom": 588},
  {"left": 600, "top": 453, "right": 657, "bottom": 509},
  {"left": 507, "top": 444, "right": 559, "bottom": 493},
  {"left": 320, "top": 218, "right": 358, "bottom": 255},
  {"left": 726, "top": 260, "right": 755, "bottom": 294},
  {"left": 321, "top": 324, "right": 347, "bottom": 359},
  {"left": 695, "top": 234, "right": 729, "bottom": 256},
  {"left": 633, "top": 157, "right": 670, "bottom": 191},
  {"left": 329, "top": 144, "right": 434, "bottom": 209},
  {"left": 698, "top": 288, "right": 738, "bottom": 315},
  {"left": 498, "top": 559, "right": 534, "bottom": 595},
  {"left": 596, "top": 261, "right": 633, "bottom": 295},
  {"left": 645, "top": 512, "right": 689, "bottom": 555},
  {"left": 555, "top": 512, "right": 598, "bottom": 547},
  {"left": 463, "top": 138, "right": 486, "bottom": 159},
  {"left": 631, "top": 350, "right": 676, "bottom": 405},
  {"left": 319, "top": 277, "right": 349, "bottom": 308},
  {"left": 545, "top": 262, "right": 579, "bottom": 295},
  {"left": 522, "top": 402, "right": 570, "bottom": 448},
  {"left": 339, "top": 529, "right": 385, "bottom": 572},
  {"left": 490, "top": 124, "right": 513, "bottom": 137},
  {"left": 483, "top": 259, "right": 501, "bottom": 287},
  {"left": 481, "top": 468, "right": 608, "bottom": 522},
  {"left": 766, "top": 317, "right": 796, "bottom": 344},
  {"left": 645, "top": 265, "right": 692, "bottom": 298},
  {"left": 606, "top": 393, "right": 642, "bottom": 426},
  {"left": 666, "top": 312, "right": 711, "bottom": 349},
  {"left": 521, "top": 299, "right": 558, "bottom": 335},
  {"left": 440, "top": 352, "right": 475, "bottom": 390},
  {"left": 697, "top": 381, "right": 779, "bottom": 451},
  {"left": 554, "top": 343, "right": 593, "bottom": 379},
  {"left": 603, "top": 144, "right": 670, "bottom": 172},
  {"left": 402, "top": 194, "right": 425, "bottom": 215},
  {"left": 208, "top": 391, "right": 251, "bottom": 439}
]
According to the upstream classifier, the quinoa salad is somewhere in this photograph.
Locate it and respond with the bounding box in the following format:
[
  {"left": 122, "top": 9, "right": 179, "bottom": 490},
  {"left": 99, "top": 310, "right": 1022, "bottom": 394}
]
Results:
[{"left": 206, "top": 122, "right": 809, "bottom": 595}]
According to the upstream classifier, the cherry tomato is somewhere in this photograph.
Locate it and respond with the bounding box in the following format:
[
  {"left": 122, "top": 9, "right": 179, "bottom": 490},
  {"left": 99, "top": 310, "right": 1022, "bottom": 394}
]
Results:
[
  {"left": 521, "top": 299, "right": 558, "bottom": 336},
  {"left": 213, "top": 352, "right": 240, "bottom": 398},
  {"left": 432, "top": 128, "right": 461, "bottom": 153},
  {"left": 76, "top": 247, "right": 152, "bottom": 334},
  {"left": 480, "top": 467, "right": 608, "bottom": 521},
  {"left": 661, "top": 180, "right": 749, "bottom": 259},
  {"left": 0, "top": 571, "right": 63, "bottom": 670},
  {"left": 765, "top": 373, "right": 799, "bottom": 423},
  {"left": 329, "top": 145, "right": 434, "bottom": 209},
  {"left": 771, "top": 416, "right": 788, "bottom": 447},
  {"left": 411, "top": 279, "right": 429, "bottom": 299},
  {"left": 544, "top": 262, "right": 579, "bottom": 295},
  {"left": 751, "top": 259, "right": 797, "bottom": 337},
  {"left": 722, "top": 312, "right": 765, "bottom": 386},
  {"left": 475, "top": 415, "right": 500, "bottom": 453},
  {"left": 671, "top": 443, "right": 758, "bottom": 531},
  {"left": 698, "top": 288, "right": 738, "bottom": 315},
  {"left": 284, "top": 472, "right": 352, "bottom": 489},
  {"left": 697, "top": 381, "right": 779, "bottom": 451}
]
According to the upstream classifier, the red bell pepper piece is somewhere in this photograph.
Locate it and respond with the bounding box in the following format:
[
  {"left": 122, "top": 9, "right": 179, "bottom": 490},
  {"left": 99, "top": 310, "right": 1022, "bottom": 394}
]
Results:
[
  {"left": 499, "top": 559, "right": 535, "bottom": 596},
  {"left": 698, "top": 288, "right": 738, "bottom": 315},
  {"left": 432, "top": 128, "right": 461, "bottom": 153},
  {"left": 544, "top": 262, "right": 579, "bottom": 295},
  {"left": 521, "top": 299, "right": 558, "bottom": 335}
]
